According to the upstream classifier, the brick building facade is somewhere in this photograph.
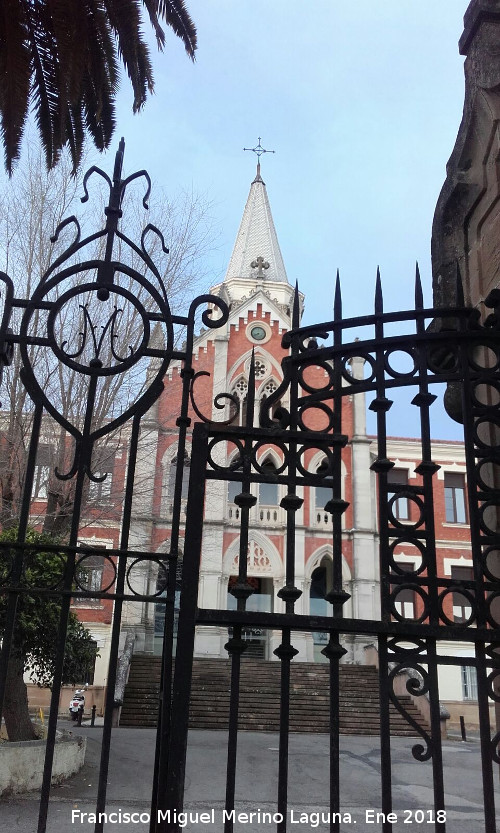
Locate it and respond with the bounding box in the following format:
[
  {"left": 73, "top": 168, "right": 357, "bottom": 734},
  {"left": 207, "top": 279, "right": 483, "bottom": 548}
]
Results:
[{"left": 16, "top": 163, "right": 476, "bottom": 720}]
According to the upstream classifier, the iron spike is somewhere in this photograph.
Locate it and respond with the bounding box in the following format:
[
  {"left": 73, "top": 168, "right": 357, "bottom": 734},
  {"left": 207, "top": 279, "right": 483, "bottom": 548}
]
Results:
[
  {"left": 334, "top": 269, "right": 342, "bottom": 321},
  {"left": 374, "top": 266, "right": 383, "bottom": 314},
  {"left": 415, "top": 262, "right": 423, "bottom": 310},
  {"left": 113, "top": 138, "right": 125, "bottom": 185},
  {"left": 292, "top": 282, "right": 300, "bottom": 329},
  {"left": 247, "top": 346, "right": 256, "bottom": 426}
]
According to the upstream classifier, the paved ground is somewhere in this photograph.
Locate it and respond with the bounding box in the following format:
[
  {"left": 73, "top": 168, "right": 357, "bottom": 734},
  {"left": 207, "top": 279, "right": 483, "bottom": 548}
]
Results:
[{"left": 0, "top": 724, "right": 496, "bottom": 832}]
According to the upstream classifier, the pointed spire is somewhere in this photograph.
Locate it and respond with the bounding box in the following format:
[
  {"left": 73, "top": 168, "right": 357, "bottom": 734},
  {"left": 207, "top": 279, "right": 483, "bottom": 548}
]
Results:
[
  {"left": 224, "top": 169, "right": 288, "bottom": 284},
  {"left": 374, "top": 267, "right": 383, "bottom": 314},
  {"left": 414, "top": 262, "right": 423, "bottom": 310}
]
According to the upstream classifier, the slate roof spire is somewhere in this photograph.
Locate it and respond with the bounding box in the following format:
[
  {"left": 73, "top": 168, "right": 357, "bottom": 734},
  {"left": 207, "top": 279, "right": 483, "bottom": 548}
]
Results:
[{"left": 224, "top": 163, "right": 289, "bottom": 284}]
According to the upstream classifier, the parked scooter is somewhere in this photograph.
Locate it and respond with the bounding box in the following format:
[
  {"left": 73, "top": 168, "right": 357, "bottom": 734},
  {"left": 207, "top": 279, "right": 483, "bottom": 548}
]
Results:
[{"left": 69, "top": 689, "right": 85, "bottom": 722}]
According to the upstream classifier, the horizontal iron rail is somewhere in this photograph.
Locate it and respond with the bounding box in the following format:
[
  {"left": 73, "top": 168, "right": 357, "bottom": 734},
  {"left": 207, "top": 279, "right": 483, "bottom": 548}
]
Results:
[{"left": 196, "top": 606, "right": 500, "bottom": 644}]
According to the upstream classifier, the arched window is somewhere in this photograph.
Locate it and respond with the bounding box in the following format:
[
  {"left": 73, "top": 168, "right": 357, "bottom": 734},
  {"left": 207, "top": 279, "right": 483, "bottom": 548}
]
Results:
[
  {"left": 167, "top": 450, "right": 190, "bottom": 501},
  {"left": 260, "top": 378, "right": 281, "bottom": 420},
  {"left": 154, "top": 550, "right": 183, "bottom": 654},
  {"left": 259, "top": 459, "right": 278, "bottom": 506},
  {"left": 314, "top": 459, "right": 331, "bottom": 526},
  {"left": 231, "top": 377, "right": 248, "bottom": 427},
  {"left": 310, "top": 556, "right": 333, "bottom": 656},
  {"left": 310, "top": 557, "right": 333, "bottom": 617}
]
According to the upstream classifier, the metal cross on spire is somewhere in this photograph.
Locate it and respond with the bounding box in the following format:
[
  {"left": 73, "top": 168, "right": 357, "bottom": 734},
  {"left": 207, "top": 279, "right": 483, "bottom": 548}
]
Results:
[{"left": 243, "top": 137, "right": 275, "bottom": 178}]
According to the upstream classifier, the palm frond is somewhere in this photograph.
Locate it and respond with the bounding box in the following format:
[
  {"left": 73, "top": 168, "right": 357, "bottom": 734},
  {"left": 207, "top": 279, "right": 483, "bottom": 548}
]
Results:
[
  {"left": 0, "top": 0, "right": 197, "bottom": 173},
  {"left": 27, "top": 0, "right": 64, "bottom": 169},
  {"left": 0, "top": 0, "right": 31, "bottom": 173},
  {"left": 155, "top": 0, "right": 197, "bottom": 58},
  {"left": 104, "top": 0, "right": 154, "bottom": 109}
]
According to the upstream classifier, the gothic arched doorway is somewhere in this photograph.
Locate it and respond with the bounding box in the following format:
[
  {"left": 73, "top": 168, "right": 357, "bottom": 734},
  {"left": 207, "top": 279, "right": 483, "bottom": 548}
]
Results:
[
  {"left": 227, "top": 575, "right": 274, "bottom": 658},
  {"left": 310, "top": 556, "right": 333, "bottom": 662}
]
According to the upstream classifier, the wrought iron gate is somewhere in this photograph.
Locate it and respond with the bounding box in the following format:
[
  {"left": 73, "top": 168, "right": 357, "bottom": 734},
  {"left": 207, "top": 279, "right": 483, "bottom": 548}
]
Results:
[{"left": 0, "top": 146, "right": 500, "bottom": 832}]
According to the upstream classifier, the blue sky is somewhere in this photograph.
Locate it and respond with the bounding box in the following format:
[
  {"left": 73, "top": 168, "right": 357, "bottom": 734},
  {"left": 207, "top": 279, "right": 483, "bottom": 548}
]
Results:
[
  {"left": 8, "top": 1, "right": 468, "bottom": 438},
  {"left": 103, "top": 0, "right": 466, "bottom": 322},
  {"left": 98, "top": 1, "right": 468, "bottom": 438}
]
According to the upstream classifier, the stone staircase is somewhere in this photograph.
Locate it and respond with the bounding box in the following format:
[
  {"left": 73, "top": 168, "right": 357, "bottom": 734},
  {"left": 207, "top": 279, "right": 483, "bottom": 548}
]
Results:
[{"left": 120, "top": 656, "right": 429, "bottom": 735}]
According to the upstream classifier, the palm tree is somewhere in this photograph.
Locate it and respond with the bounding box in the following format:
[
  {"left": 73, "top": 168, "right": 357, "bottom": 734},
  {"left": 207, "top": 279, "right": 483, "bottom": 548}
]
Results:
[{"left": 0, "top": 0, "right": 197, "bottom": 174}]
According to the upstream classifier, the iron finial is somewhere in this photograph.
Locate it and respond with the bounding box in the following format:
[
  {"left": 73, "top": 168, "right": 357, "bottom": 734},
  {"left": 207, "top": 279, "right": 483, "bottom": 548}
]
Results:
[
  {"left": 414, "top": 262, "right": 423, "bottom": 310},
  {"left": 374, "top": 267, "right": 383, "bottom": 314},
  {"left": 244, "top": 137, "right": 275, "bottom": 178},
  {"left": 334, "top": 269, "right": 342, "bottom": 322},
  {"left": 113, "top": 138, "right": 125, "bottom": 186},
  {"left": 292, "top": 282, "right": 300, "bottom": 329}
]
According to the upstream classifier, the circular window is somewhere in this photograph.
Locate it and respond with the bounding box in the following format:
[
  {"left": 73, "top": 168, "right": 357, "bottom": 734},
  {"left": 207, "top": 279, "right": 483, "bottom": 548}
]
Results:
[
  {"left": 246, "top": 322, "right": 271, "bottom": 344},
  {"left": 250, "top": 325, "right": 267, "bottom": 341}
]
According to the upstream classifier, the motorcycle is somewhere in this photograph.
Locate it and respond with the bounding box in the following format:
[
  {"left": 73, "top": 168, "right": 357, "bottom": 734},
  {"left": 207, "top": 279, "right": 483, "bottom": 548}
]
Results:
[{"left": 69, "top": 689, "right": 86, "bottom": 722}]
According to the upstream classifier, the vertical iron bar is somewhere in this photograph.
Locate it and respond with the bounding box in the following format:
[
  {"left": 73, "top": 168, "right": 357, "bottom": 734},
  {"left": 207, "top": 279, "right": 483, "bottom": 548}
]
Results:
[
  {"left": 426, "top": 640, "right": 446, "bottom": 832},
  {"left": 151, "top": 360, "right": 194, "bottom": 829},
  {"left": 222, "top": 350, "right": 257, "bottom": 831},
  {"left": 476, "top": 642, "right": 496, "bottom": 829},
  {"left": 274, "top": 286, "right": 302, "bottom": 832},
  {"left": 413, "top": 265, "right": 446, "bottom": 831},
  {"left": 38, "top": 375, "right": 100, "bottom": 833},
  {"left": 161, "top": 423, "right": 208, "bottom": 829},
  {"left": 378, "top": 636, "right": 393, "bottom": 832},
  {"left": 326, "top": 271, "right": 348, "bottom": 832},
  {"left": 369, "top": 271, "right": 394, "bottom": 831},
  {"left": 224, "top": 629, "right": 245, "bottom": 833},
  {"left": 276, "top": 628, "right": 294, "bottom": 833},
  {"left": 94, "top": 411, "right": 142, "bottom": 832}
]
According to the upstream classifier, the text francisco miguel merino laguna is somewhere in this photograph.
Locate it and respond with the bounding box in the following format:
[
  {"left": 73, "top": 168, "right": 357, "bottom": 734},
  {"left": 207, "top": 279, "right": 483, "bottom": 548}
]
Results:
[{"left": 72, "top": 808, "right": 435, "bottom": 826}]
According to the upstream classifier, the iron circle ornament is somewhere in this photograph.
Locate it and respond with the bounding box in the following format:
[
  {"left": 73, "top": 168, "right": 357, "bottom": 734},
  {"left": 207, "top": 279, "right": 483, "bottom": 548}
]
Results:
[
  {"left": 388, "top": 536, "right": 427, "bottom": 574},
  {"left": 486, "top": 591, "right": 500, "bottom": 628},
  {"left": 387, "top": 491, "right": 425, "bottom": 529},
  {"left": 74, "top": 553, "right": 117, "bottom": 593},
  {"left": 468, "top": 341, "right": 500, "bottom": 372},
  {"left": 341, "top": 352, "right": 376, "bottom": 385},
  {"left": 297, "top": 401, "right": 335, "bottom": 433},
  {"left": 207, "top": 437, "right": 245, "bottom": 472},
  {"left": 438, "top": 586, "right": 477, "bottom": 627},
  {"left": 384, "top": 348, "right": 417, "bottom": 380},
  {"left": 473, "top": 416, "right": 500, "bottom": 449},
  {"left": 491, "top": 732, "right": 500, "bottom": 766},
  {"left": 389, "top": 584, "right": 429, "bottom": 624},
  {"left": 482, "top": 546, "right": 500, "bottom": 582},
  {"left": 471, "top": 380, "right": 500, "bottom": 410},
  {"left": 296, "top": 445, "right": 334, "bottom": 479},
  {"left": 487, "top": 670, "right": 500, "bottom": 703},
  {"left": 46, "top": 282, "right": 150, "bottom": 376},
  {"left": 298, "top": 360, "right": 334, "bottom": 394},
  {"left": 252, "top": 440, "right": 288, "bottom": 475},
  {"left": 126, "top": 556, "right": 169, "bottom": 598},
  {"left": 475, "top": 458, "right": 500, "bottom": 492}
]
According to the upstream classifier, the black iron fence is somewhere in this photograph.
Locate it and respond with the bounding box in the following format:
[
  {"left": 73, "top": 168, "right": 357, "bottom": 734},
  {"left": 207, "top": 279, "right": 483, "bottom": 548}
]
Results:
[{"left": 0, "top": 146, "right": 499, "bottom": 832}]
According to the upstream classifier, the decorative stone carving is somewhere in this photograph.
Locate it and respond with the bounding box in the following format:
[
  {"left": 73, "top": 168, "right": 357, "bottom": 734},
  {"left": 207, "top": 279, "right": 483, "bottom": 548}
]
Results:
[
  {"left": 432, "top": 0, "right": 500, "bottom": 315},
  {"left": 231, "top": 540, "right": 272, "bottom": 573}
]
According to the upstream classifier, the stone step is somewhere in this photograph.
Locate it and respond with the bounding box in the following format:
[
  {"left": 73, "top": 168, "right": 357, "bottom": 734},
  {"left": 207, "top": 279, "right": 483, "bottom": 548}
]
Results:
[{"left": 121, "top": 656, "right": 430, "bottom": 736}]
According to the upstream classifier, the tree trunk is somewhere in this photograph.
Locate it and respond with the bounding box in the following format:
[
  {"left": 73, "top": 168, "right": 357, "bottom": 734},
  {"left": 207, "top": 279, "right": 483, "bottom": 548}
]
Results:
[{"left": 3, "top": 651, "right": 37, "bottom": 741}]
